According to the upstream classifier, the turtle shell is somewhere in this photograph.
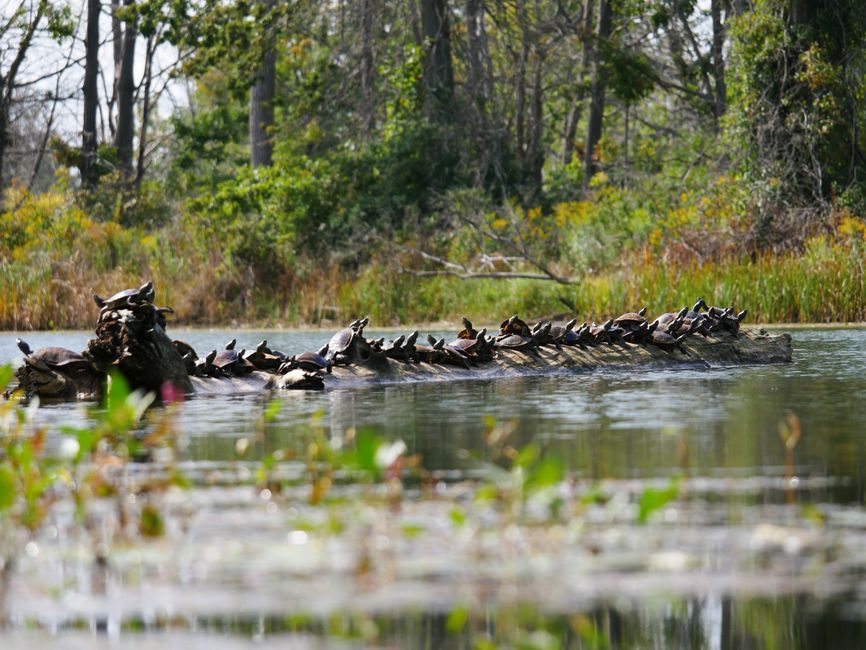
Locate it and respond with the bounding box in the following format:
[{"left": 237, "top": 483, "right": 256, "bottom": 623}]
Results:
[
  {"left": 292, "top": 351, "right": 332, "bottom": 373},
  {"left": 495, "top": 334, "right": 532, "bottom": 349},
  {"left": 327, "top": 327, "right": 356, "bottom": 356},
  {"left": 614, "top": 308, "right": 648, "bottom": 328},
  {"left": 27, "top": 347, "right": 91, "bottom": 370}
]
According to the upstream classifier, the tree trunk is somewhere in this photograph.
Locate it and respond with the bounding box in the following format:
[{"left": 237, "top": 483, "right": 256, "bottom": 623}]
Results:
[
  {"left": 465, "top": 0, "right": 492, "bottom": 113},
  {"left": 250, "top": 0, "right": 276, "bottom": 167},
  {"left": 135, "top": 34, "right": 155, "bottom": 185},
  {"left": 419, "top": 0, "right": 453, "bottom": 110},
  {"left": 583, "top": 0, "right": 612, "bottom": 189},
  {"left": 359, "top": 0, "right": 376, "bottom": 135},
  {"left": 82, "top": 0, "right": 101, "bottom": 188},
  {"left": 710, "top": 0, "right": 726, "bottom": 125},
  {"left": 526, "top": 46, "right": 544, "bottom": 195},
  {"left": 0, "top": 2, "right": 46, "bottom": 205},
  {"left": 113, "top": 0, "right": 137, "bottom": 176},
  {"left": 562, "top": 0, "right": 595, "bottom": 164}
]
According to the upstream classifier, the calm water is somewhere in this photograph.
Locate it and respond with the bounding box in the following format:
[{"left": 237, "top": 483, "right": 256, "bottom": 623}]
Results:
[{"left": 3, "top": 327, "right": 866, "bottom": 649}]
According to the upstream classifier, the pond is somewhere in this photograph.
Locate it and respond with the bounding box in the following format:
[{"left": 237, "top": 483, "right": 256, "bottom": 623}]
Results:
[{"left": 1, "top": 327, "right": 865, "bottom": 649}]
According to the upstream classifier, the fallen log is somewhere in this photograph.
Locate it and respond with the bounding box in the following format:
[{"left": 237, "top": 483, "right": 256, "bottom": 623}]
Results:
[{"left": 291, "top": 327, "right": 792, "bottom": 389}]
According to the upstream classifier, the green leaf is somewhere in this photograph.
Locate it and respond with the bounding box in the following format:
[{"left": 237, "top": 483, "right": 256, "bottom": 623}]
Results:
[
  {"left": 514, "top": 443, "right": 540, "bottom": 468},
  {"left": 527, "top": 456, "right": 565, "bottom": 490},
  {"left": 445, "top": 604, "right": 469, "bottom": 633},
  {"left": 0, "top": 463, "right": 16, "bottom": 512},
  {"left": 264, "top": 399, "right": 282, "bottom": 422},
  {"left": 449, "top": 506, "right": 467, "bottom": 527},
  {"left": 637, "top": 477, "right": 680, "bottom": 524},
  {"left": 354, "top": 428, "right": 381, "bottom": 477},
  {"left": 0, "top": 363, "right": 14, "bottom": 390}
]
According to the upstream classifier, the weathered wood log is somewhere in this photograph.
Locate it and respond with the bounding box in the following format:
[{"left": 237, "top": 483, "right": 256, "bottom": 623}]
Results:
[
  {"left": 302, "top": 327, "right": 792, "bottom": 389},
  {"left": 87, "top": 303, "right": 192, "bottom": 394}
]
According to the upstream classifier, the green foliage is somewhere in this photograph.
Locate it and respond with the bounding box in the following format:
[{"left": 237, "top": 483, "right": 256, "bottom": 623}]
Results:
[
  {"left": 637, "top": 477, "right": 680, "bottom": 524},
  {"left": 726, "top": 0, "right": 866, "bottom": 212}
]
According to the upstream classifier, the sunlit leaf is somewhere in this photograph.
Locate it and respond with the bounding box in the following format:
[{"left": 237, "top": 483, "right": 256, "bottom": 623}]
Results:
[
  {"left": 0, "top": 463, "right": 16, "bottom": 512},
  {"left": 0, "top": 364, "right": 14, "bottom": 390},
  {"left": 449, "top": 506, "right": 466, "bottom": 527},
  {"left": 445, "top": 604, "right": 469, "bottom": 633},
  {"left": 637, "top": 477, "right": 680, "bottom": 524}
]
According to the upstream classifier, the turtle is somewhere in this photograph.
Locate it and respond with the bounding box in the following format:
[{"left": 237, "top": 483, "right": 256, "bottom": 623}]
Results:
[
  {"left": 196, "top": 350, "right": 219, "bottom": 377},
  {"left": 173, "top": 339, "right": 198, "bottom": 359},
  {"left": 17, "top": 339, "right": 93, "bottom": 374},
  {"left": 499, "top": 315, "right": 531, "bottom": 337},
  {"left": 280, "top": 351, "right": 332, "bottom": 374},
  {"left": 326, "top": 320, "right": 361, "bottom": 365},
  {"left": 668, "top": 314, "right": 708, "bottom": 338},
  {"left": 458, "top": 317, "right": 479, "bottom": 339},
  {"left": 155, "top": 306, "right": 174, "bottom": 331},
  {"left": 614, "top": 307, "right": 648, "bottom": 332},
  {"left": 382, "top": 335, "right": 410, "bottom": 362},
  {"left": 549, "top": 318, "right": 579, "bottom": 345},
  {"left": 589, "top": 319, "right": 626, "bottom": 346},
  {"left": 181, "top": 352, "right": 199, "bottom": 376},
  {"left": 649, "top": 329, "right": 687, "bottom": 353},
  {"left": 213, "top": 342, "right": 253, "bottom": 376},
  {"left": 412, "top": 337, "right": 442, "bottom": 364},
  {"left": 448, "top": 328, "right": 488, "bottom": 357},
  {"left": 425, "top": 335, "right": 471, "bottom": 368},
  {"left": 685, "top": 298, "right": 708, "bottom": 320},
  {"left": 93, "top": 281, "right": 154, "bottom": 312},
  {"left": 495, "top": 325, "right": 545, "bottom": 352},
  {"left": 531, "top": 321, "right": 556, "bottom": 347},
  {"left": 244, "top": 340, "right": 286, "bottom": 372},
  {"left": 622, "top": 320, "right": 651, "bottom": 344}
]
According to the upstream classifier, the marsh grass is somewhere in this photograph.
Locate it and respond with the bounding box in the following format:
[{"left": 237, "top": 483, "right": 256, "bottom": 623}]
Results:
[{"left": 0, "top": 184, "right": 863, "bottom": 328}]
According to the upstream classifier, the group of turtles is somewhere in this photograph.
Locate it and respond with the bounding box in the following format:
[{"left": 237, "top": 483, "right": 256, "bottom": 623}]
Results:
[
  {"left": 13, "top": 279, "right": 749, "bottom": 385},
  {"left": 310, "top": 298, "right": 748, "bottom": 370},
  {"left": 176, "top": 338, "right": 333, "bottom": 379}
]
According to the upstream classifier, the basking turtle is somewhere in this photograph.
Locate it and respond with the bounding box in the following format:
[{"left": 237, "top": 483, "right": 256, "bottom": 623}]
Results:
[
  {"left": 181, "top": 352, "right": 197, "bottom": 376},
  {"left": 196, "top": 350, "right": 218, "bottom": 377},
  {"left": 495, "top": 325, "right": 545, "bottom": 352},
  {"left": 17, "top": 339, "right": 93, "bottom": 374},
  {"left": 622, "top": 320, "right": 650, "bottom": 344},
  {"left": 685, "top": 298, "right": 708, "bottom": 320},
  {"left": 549, "top": 318, "right": 579, "bottom": 345},
  {"left": 244, "top": 340, "right": 286, "bottom": 372},
  {"left": 326, "top": 320, "right": 361, "bottom": 365},
  {"left": 213, "top": 342, "right": 254, "bottom": 376},
  {"left": 155, "top": 306, "right": 174, "bottom": 331},
  {"left": 281, "top": 351, "right": 332, "bottom": 374},
  {"left": 425, "top": 335, "right": 471, "bottom": 368},
  {"left": 589, "top": 319, "right": 626, "bottom": 346},
  {"left": 458, "top": 317, "right": 479, "bottom": 339},
  {"left": 449, "top": 328, "right": 488, "bottom": 357},
  {"left": 93, "top": 281, "right": 154, "bottom": 312},
  {"left": 649, "top": 329, "right": 687, "bottom": 353},
  {"left": 499, "top": 315, "right": 531, "bottom": 337},
  {"left": 173, "top": 339, "right": 198, "bottom": 360},
  {"left": 382, "top": 335, "right": 410, "bottom": 362},
  {"left": 614, "top": 307, "right": 648, "bottom": 332}
]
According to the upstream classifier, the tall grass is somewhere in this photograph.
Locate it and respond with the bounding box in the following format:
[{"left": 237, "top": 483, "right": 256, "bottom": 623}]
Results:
[
  {"left": 1, "top": 235, "right": 864, "bottom": 329},
  {"left": 1, "top": 184, "right": 865, "bottom": 329}
]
